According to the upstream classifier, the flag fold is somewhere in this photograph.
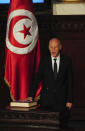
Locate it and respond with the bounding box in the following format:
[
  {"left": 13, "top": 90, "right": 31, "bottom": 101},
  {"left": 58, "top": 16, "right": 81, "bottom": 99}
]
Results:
[{"left": 5, "top": 0, "right": 41, "bottom": 101}]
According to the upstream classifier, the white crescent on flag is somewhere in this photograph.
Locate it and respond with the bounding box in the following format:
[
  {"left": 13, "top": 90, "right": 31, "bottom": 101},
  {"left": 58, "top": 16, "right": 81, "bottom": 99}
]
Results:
[
  {"left": 5, "top": 0, "right": 41, "bottom": 101},
  {"left": 6, "top": 9, "right": 38, "bottom": 54}
]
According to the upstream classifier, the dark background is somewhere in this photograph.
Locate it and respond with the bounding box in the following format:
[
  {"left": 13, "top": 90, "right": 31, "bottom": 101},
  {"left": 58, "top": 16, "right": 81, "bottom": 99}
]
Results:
[{"left": 0, "top": 1, "right": 85, "bottom": 118}]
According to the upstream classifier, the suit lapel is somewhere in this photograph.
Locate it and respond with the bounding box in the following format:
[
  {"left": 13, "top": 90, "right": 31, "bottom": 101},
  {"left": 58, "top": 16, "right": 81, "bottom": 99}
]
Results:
[
  {"left": 48, "top": 55, "right": 53, "bottom": 72},
  {"left": 47, "top": 55, "right": 55, "bottom": 79},
  {"left": 58, "top": 53, "right": 64, "bottom": 78},
  {"left": 47, "top": 54, "right": 65, "bottom": 79}
]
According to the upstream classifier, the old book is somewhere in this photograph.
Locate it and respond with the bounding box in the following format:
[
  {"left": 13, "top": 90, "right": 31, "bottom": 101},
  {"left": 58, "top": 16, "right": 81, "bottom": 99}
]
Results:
[
  {"left": 10, "top": 100, "right": 37, "bottom": 108},
  {"left": 8, "top": 105, "right": 38, "bottom": 111}
]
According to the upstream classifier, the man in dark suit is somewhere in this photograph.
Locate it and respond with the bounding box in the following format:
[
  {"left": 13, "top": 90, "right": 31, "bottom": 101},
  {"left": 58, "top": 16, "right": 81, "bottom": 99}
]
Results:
[{"left": 28, "top": 38, "right": 73, "bottom": 129}]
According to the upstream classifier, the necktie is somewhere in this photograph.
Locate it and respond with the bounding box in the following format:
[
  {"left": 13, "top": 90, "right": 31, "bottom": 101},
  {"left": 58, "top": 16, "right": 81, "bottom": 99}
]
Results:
[{"left": 54, "top": 59, "right": 57, "bottom": 79}]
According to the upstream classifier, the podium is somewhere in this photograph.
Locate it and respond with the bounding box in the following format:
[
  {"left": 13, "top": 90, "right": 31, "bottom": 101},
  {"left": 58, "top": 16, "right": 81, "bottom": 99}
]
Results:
[{"left": 0, "top": 106, "right": 60, "bottom": 130}]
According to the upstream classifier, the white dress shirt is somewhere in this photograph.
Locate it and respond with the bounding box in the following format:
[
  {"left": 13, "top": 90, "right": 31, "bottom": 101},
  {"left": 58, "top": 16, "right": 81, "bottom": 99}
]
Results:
[{"left": 51, "top": 54, "right": 60, "bottom": 73}]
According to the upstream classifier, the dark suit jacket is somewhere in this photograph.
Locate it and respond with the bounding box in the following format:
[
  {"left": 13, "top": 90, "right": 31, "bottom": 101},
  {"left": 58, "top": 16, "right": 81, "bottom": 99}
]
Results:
[{"left": 29, "top": 53, "right": 73, "bottom": 111}]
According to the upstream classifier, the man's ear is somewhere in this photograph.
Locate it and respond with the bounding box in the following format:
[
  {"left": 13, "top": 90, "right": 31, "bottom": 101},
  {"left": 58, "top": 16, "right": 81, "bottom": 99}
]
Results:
[{"left": 60, "top": 44, "right": 62, "bottom": 51}]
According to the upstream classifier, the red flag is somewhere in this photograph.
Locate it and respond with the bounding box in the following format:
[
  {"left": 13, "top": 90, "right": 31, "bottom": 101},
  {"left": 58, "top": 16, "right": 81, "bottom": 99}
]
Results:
[{"left": 5, "top": 0, "right": 41, "bottom": 101}]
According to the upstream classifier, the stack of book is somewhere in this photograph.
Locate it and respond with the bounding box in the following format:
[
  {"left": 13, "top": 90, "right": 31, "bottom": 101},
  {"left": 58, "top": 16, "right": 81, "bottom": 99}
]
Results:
[{"left": 9, "top": 100, "right": 38, "bottom": 111}]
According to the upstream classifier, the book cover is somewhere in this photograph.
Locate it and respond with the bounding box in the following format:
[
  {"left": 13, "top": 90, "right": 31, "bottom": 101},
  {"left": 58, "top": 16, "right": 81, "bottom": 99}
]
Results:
[
  {"left": 10, "top": 100, "right": 37, "bottom": 108},
  {"left": 8, "top": 105, "right": 38, "bottom": 111}
]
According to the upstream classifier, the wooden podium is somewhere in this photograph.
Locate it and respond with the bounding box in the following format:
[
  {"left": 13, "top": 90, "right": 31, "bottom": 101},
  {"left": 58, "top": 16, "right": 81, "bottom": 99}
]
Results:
[{"left": 0, "top": 106, "right": 60, "bottom": 130}]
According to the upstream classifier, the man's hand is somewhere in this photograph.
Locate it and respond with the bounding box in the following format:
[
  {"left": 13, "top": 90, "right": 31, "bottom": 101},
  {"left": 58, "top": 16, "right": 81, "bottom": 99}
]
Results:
[
  {"left": 23, "top": 97, "right": 33, "bottom": 101},
  {"left": 27, "top": 97, "right": 33, "bottom": 101},
  {"left": 66, "top": 102, "right": 72, "bottom": 109}
]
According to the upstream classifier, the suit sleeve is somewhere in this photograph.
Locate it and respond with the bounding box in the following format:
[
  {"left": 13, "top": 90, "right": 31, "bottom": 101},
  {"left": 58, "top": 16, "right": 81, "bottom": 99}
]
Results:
[
  {"left": 28, "top": 58, "right": 44, "bottom": 98},
  {"left": 66, "top": 59, "right": 74, "bottom": 103}
]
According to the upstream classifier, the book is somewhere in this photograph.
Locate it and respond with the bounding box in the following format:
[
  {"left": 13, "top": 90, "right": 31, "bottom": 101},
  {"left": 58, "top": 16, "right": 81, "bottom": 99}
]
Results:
[
  {"left": 7, "top": 105, "right": 38, "bottom": 111},
  {"left": 10, "top": 100, "right": 37, "bottom": 108}
]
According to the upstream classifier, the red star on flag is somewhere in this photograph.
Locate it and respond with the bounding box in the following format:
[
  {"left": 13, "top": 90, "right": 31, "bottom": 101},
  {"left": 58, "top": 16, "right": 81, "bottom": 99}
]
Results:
[
  {"left": 5, "top": 0, "right": 41, "bottom": 101},
  {"left": 19, "top": 24, "right": 31, "bottom": 39}
]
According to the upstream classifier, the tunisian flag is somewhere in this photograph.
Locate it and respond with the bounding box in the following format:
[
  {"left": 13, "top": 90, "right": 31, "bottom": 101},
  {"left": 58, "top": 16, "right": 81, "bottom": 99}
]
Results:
[{"left": 5, "top": 0, "right": 41, "bottom": 101}]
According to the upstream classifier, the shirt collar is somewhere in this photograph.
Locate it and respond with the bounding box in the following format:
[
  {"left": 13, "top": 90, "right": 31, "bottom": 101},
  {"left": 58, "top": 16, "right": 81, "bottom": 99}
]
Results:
[{"left": 51, "top": 54, "right": 60, "bottom": 61}]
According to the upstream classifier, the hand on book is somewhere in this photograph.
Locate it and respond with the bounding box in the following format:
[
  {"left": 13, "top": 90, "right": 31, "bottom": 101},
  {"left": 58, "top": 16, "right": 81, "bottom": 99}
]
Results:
[{"left": 24, "top": 97, "right": 33, "bottom": 101}]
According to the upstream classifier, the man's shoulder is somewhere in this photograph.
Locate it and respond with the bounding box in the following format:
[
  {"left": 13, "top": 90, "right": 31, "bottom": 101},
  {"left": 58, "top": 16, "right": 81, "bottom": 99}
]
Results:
[
  {"left": 61, "top": 53, "right": 72, "bottom": 63},
  {"left": 40, "top": 55, "right": 50, "bottom": 62}
]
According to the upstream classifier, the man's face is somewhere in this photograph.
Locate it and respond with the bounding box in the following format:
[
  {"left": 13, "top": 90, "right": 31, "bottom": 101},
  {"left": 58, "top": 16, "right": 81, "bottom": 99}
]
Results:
[{"left": 49, "top": 39, "right": 62, "bottom": 57}]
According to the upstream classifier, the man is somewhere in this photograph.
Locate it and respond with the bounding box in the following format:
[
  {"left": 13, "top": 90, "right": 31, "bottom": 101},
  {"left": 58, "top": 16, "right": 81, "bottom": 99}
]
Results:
[{"left": 28, "top": 38, "right": 73, "bottom": 129}]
